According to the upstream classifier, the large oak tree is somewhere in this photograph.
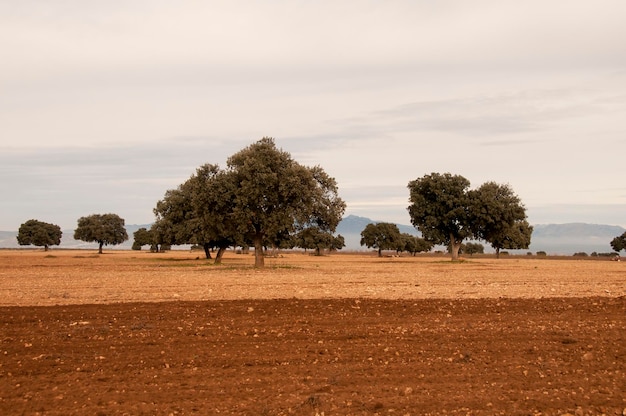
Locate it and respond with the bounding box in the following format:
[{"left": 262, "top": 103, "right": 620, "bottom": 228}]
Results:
[
  {"left": 407, "top": 173, "right": 473, "bottom": 260},
  {"left": 226, "top": 138, "right": 345, "bottom": 267},
  {"left": 154, "top": 138, "right": 345, "bottom": 267},
  {"left": 407, "top": 173, "right": 530, "bottom": 260}
]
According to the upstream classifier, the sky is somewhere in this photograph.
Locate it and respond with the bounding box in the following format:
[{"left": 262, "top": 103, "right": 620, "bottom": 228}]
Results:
[{"left": 1, "top": 1, "right": 625, "bottom": 232}]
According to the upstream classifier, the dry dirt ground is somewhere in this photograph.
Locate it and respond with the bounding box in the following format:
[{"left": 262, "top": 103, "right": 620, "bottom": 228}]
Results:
[{"left": 0, "top": 250, "right": 625, "bottom": 415}]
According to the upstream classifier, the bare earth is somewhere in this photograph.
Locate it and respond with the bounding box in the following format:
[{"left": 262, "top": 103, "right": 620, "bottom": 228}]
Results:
[{"left": 0, "top": 250, "right": 625, "bottom": 415}]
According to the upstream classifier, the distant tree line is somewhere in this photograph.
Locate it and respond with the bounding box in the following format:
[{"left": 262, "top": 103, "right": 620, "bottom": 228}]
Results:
[{"left": 27, "top": 139, "right": 626, "bottom": 264}]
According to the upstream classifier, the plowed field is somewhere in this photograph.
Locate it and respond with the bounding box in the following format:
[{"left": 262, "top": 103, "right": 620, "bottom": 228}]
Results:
[{"left": 1, "top": 250, "right": 625, "bottom": 415}]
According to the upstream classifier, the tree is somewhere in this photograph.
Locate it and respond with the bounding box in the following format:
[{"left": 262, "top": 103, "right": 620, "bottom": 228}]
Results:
[
  {"left": 407, "top": 173, "right": 472, "bottom": 260},
  {"left": 16, "top": 219, "right": 62, "bottom": 251},
  {"left": 295, "top": 227, "right": 344, "bottom": 255},
  {"left": 462, "top": 242, "right": 484, "bottom": 256},
  {"left": 330, "top": 234, "right": 346, "bottom": 252},
  {"left": 408, "top": 173, "right": 530, "bottom": 261},
  {"left": 400, "top": 233, "right": 433, "bottom": 256},
  {"left": 610, "top": 232, "right": 626, "bottom": 253},
  {"left": 468, "top": 182, "right": 532, "bottom": 258},
  {"left": 153, "top": 164, "right": 238, "bottom": 263},
  {"left": 226, "top": 138, "right": 346, "bottom": 267},
  {"left": 132, "top": 227, "right": 154, "bottom": 251},
  {"left": 73, "top": 213, "right": 128, "bottom": 254},
  {"left": 360, "top": 222, "right": 402, "bottom": 257},
  {"left": 487, "top": 219, "right": 533, "bottom": 258}
]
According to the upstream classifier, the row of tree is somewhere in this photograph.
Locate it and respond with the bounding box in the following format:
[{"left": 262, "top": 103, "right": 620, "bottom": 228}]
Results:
[
  {"left": 359, "top": 222, "right": 486, "bottom": 257},
  {"left": 15, "top": 214, "right": 128, "bottom": 254},
  {"left": 15, "top": 137, "right": 624, "bottom": 264}
]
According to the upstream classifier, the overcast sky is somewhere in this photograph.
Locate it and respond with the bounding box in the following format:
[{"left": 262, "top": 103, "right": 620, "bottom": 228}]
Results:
[{"left": 1, "top": 1, "right": 625, "bottom": 232}]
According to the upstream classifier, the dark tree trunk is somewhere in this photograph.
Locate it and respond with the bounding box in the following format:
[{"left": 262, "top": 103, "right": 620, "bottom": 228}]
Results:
[
  {"left": 253, "top": 234, "right": 264, "bottom": 268},
  {"left": 450, "top": 233, "right": 461, "bottom": 261},
  {"left": 98, "top": 242, "right": 104, "bottom": 254},
  {"left": 214, "top": 246, "right": 226, "bottom": 264},
  {"left": 495, "top": 247, "right": 501, "bottom": 259},
  {"left": 203, "top": 243, "right": 212, "bottom": 260}
]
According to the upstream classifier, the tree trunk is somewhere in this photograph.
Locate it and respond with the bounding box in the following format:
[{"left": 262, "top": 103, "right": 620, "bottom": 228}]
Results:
[
  {"left": 98, "top": 242, "right": 104, "bottom": 254},
  {"left": 253, "top": 234, "right": 264, "bottom": 268},
  {"left": 450, "top": 233, "right": 461, "bottom": 261},
  {"left": 44, "top": 245, "right": 49, "bottom": 252},
  {"left": 214, "top": 246, "right": 226, "bottom": 265},
  {"left": 203, "top": 243, "right": 212, "bottom": 260},
  {"left": 495, "top": 247, "right": 500, "bottom": 259},
  {"left": 378, "top": 247, "right": 382, "bottom": 257}
]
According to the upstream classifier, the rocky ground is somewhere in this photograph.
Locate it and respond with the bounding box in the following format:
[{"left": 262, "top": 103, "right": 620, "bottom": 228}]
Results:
[{"left": 0, "top": 251, "right": 624, "bottom": 415}]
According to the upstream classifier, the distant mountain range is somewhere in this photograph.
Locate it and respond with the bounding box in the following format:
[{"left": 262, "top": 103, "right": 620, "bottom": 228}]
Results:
[{"left": 0, "top": 216, "right": 623, "bottom": 255}]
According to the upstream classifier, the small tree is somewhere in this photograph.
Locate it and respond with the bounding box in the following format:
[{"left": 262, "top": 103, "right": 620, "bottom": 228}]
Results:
[
  {"left": 463, "top": 242, "right": 485, "bottom": 256},
  {"left": 17, "top": 219, "right": 62, "bottom": 251},
  {"left": 400, "top": 233, "right": 433, "bottom": 256},
  {"left": 330, "top": 234, "right": 346, "bottom": 252},
  {"left": 360, "top": 222, "right": 402, "bottom": 257},
  {"left": 295, "top": 227, "right": 340, "bottom": 255},
  {"left": 132, "top": 227, "right": 154, "bottom": 251},
  {"left": 610, "top": 232, "right": 626, "bottom": 253},
  {"left": 74, "top": 213, "right": 128, "bottom": 254}
]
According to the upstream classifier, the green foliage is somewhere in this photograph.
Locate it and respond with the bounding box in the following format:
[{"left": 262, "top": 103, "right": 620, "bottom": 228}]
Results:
[
  {"left": 360, "top": 222, "right": 402, "bottom": 257},
  {"left": 132, "top": 227, "right": 155, "bottom": 251},
  {"left": 154, "top": 138, "right": 345, "bottom": 267},
  {"left": 407, "top": 173, "right": 472, "bottom": 260},
  {"left": 294, "top": 227, "right": 343, "bottom": 255},
  {"left": 610, "top": 232, "right": 626, "bottom": 253},
  {"left": 153, "top": 164, "right": 237, "bottom": 262},
  {"left": 462, "top": 242, "right": 485, "bottom": 255},
  {"left": 407, "top": 173, "right": 530, "bottom": 260},
  {"left": 17, "top": 219, "right": 62, "bottom": 251},
  {"left": 399, "top": 233, "right": 433, "bottom": 256},
  {"left": 73, "top": 213, "right": 128, "bottom": 254},
  {"left": 225, "top": 138, "right": 345, "bottom": 267},
  {"left": 468, "top": 182, "right": 531, "bottom": 258}
]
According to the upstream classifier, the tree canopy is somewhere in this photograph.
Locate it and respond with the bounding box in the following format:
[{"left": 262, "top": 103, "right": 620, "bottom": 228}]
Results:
[
  {"left": 408, "top": 173, "right": 530, "bottom": 260},
  {"left": 294, "top": 227, "right": 345, "bottom": 256},
  {"left": 399, "top": 233, "right": 433, "bottom": 256},
  {"left": 468, "top": 182, "right": 532, "bottom": 258},
  {"left": 360, "top": 222, "right": 402, "bottom": 257},
  {"left": 407, "top": 173, "right": 473, "bottom": 260},
  {"left": 132, "top": 227, "right": 155, "bottom": 251},
  {"left": 154, "top": 138, "right": 345, "bottom": 267},
  {"left": 610, "top": 232, "right": 626, "bottom": 253},
  {"left": 153, "top": 164, "right": 237, "bottom": 263},
  {"left": 16, "top": 219, "right": 62, "bottom": 251},
  {"left": 73, "top": 213, "right": 128, "bottom": 254},
  {"left": 226, "top": 138, "right": 346, "bottom": 266}
]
